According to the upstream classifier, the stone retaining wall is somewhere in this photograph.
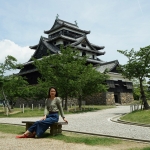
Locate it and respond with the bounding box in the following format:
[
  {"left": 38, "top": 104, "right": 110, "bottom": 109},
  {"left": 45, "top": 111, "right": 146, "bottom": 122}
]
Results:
[
  {"left": 106, "top": 92, "right": 115, "bottom": 105},
  {"left": 83, "top": 93, "right": 106, "bottom": 105},
  {"left": 120, "top": 92, "right": 134, "bottom": 104},
  {"left": 83, "top": 92, "right": 133, "bottom": 105},
  {"left": 14, "top": 92, "right": 133, "bottom": 108}
]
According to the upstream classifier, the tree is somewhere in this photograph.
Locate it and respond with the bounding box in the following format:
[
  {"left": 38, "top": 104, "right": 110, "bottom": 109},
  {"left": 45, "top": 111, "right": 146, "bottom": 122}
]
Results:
[
  {"left": 132, "top": 78, "right": 149, "bottom": 101},
  {"left": 33, "top": 46, "right": 108, "bottom": 110},
  {"left": 0, "top": 55, "right": 27, "bottom": 112},
  {"left": 2, "top": 75, "right": 28, "bottom": 109},
  {"left": 0, "top": 55, "right": 20, "bottom": 112},
  {"left": 117, "top": 45, "right": 150, "bottom": 109},
  {"left": 30, "top": 80, "right": 48, "bottom": 102},
  {"left": 73, "top": 64, "right": 108, "bottom": 109}
]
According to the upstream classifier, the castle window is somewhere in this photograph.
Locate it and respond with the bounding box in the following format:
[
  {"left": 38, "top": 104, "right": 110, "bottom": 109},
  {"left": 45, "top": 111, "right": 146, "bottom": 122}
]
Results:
[
  {"left": 56, "top": 44, "right": 61, "bottom": 49},
  {"left": 63, "top": 41, "right": 68, "bottom": 46},
  {"left": 126, "top": 82, "right": 133, "bottom": 89},
  {"left": 92, "top": 55, "right": 95, "bottom": 59},
  {"left": 82, "top": 51, "right": 86, "bottom": 56},
  {"left": 81, "top": 43, "right": 86, "bottom": 47},
  {"left": 106, "top": 80, "right": 115, "bottom": 88},
  {"left": 53, "top": 41, "right": 56, "bottom": 45}
]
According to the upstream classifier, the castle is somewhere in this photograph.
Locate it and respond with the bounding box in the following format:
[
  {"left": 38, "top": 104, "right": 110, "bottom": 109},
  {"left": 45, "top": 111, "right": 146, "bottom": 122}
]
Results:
[{"left": 19, "top": 17, "right": 133, "bottom": 105}]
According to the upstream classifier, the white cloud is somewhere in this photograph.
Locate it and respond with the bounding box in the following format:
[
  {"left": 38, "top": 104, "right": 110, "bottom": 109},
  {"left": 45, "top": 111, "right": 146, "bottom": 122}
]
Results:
[
  {"left": 0, "top": 0, "right": 150, "bottom": 73},
  {"left": 0, "top": 39, "right": 34, "bottom": 64},
  {"left": 0, "top": 39, "right": 34, "bottom": 75}
]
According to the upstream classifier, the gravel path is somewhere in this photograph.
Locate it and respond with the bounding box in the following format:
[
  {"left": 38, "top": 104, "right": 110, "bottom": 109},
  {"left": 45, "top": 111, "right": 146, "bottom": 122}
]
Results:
[{"left": 0, "top": 106, "right": 150, "bottom": 141}]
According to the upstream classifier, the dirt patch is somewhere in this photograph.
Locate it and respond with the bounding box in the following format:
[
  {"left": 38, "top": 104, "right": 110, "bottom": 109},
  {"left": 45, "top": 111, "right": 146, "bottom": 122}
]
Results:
[
  {"left": 9, "top": 111, "right": 21, "bottom": 114},
  {"left": 0, "top": 132, "right": 149, "bottom": 150}
]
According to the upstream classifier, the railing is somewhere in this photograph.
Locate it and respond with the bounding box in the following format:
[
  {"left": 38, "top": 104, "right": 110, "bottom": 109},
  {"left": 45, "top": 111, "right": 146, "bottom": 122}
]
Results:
[{"left": 130, "top": 104, "right": 141, "bottom": 112}]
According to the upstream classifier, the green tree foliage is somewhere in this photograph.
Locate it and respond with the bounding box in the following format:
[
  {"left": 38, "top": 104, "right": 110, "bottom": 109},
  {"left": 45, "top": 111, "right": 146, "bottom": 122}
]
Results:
[
  {"left": 33, "top": 46, "right": 108, "bottom": 110},
  {"left": 0, "top": 55, "right": 28, "bottom": 111},
  {"left": 132, "top": 78, "right": 150, "bottom": 101},
  {"left": 30, "top": 80, "right": 48, "bottom": 101},
  {"left": 2, "top": 75, "right": 28, "bottom": 108},
  {"left": 73, "top": 64, "right": 108, "bottom": 108},
  {"left": 0, "top": 55, "right": 19, "bottom": 111},
  {"left": 117, "top": 45, "right": 150, "bottom": 109}
]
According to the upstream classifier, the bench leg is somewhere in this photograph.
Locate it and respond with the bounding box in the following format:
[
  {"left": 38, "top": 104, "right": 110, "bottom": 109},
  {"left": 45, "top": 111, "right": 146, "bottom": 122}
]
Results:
[
  {"left": 50, "top": 124, "right": 62, "bottom": 136},
  {"left": 25, "top": 123, "right": 34, "bottom": 131}
]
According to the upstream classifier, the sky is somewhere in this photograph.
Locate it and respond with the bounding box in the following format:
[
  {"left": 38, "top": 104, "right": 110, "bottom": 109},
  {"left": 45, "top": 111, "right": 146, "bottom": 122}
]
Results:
[{"left": 0, "top": 0, "right": 150, "bottom": 75}]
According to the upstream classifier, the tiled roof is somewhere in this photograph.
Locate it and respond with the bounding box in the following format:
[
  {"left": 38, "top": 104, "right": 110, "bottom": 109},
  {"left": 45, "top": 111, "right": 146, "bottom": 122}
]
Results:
[
  {"left": 42, "top": 38, "right": 59, "bottom": 53},
  {"left": 57, "top": 19, "right": 79, "bottom": 29},
  {"left": 70, "top": 35, "right": 95, "bottom": 50},
  {"left": 44, "top": 19, "right": 90, "bottom": 34},
  {"left": 46, "top": 35, "right": 76, "bottom": 42},
  {"left": 18, "top": 68, "right": 38, "bottom": 75},
  {"left": 96, "top": 60, "right": 119, "bottom": 73},
  {"left": 29, "top": 44, "right": 39, "bottom": 49},
  {"left": 28, "top": 36, "right": 59, "bottom": 62},
  {"left": 70, "top": 35, "right": 105, "bottom": 55},
  {"left": 90, "top": 43, "right": 105, "bottom": 50},
  {"left": 71, "top": 45, "right": 105, "bottom": 55}
]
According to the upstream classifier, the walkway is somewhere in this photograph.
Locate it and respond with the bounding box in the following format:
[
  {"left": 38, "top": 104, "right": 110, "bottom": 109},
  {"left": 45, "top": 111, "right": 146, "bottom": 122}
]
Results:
[{"left": 0, "top": 106, "right": 150, "bottom": 141}]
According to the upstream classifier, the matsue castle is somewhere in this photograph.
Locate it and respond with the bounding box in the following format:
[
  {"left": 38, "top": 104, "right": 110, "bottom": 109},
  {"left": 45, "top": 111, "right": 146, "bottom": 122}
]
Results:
[{"left": 19, "top": 17, "right": 133, "bottom": 105}]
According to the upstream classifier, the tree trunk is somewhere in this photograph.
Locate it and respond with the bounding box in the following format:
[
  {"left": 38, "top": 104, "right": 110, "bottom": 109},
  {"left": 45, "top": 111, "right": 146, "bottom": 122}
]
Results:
[
  {"left": 64, "top": 96, "right": 68, "bottom": 110},
  {"left": 78, "top": 95, "right": 82, "bottom": 110},
  {"left": 1, "top": 87, "right": 11, "bottom": 112},
  {"left": 62, "top": 98, "right": 64, "bottom": 108},
  {"left": 140, "top": 80, "right": 149, "bottom": 109}
]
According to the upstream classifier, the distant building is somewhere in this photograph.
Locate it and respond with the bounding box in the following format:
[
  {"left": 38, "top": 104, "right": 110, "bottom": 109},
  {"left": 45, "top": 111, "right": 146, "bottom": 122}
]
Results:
[{"left": 18, "top": 18, "right": 133, "bottom": 105}]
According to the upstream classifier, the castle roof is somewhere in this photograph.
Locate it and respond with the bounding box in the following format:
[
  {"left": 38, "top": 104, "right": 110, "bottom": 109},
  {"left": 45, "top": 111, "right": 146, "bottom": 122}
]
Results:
[
  {"left": 44, "top": 19, "right": 90, "bottom": 34},
  {"left": 96, "top": 60, "right": 119, "bottom": 73},
  {"left": 28, "top": 36, "right": 59, "bottom": 61},
  {"left": 69, "top": 35, "right": 105, "bottom": 56}
]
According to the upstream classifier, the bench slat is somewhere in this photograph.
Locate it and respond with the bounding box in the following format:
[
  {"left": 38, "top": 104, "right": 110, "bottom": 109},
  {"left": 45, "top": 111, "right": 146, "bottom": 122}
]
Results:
[{"left": 22, "top": 121, "right": 67, "bottom": 125}]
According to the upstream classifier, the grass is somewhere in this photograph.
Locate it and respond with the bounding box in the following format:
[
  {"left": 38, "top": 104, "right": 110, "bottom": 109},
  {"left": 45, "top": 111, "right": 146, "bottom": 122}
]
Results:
[
  {"left": 0, "top": 123, "right": 121, "bottom": 146},
  {"left": 0, "top": 124, "right": 150, "bottom": 149},
  {"left": 47, "top": 133, "right": 121, "bottom": 146},
  {"left": 0, "top": 124, "right": 25, "bottom": 134},
  {"left": 0, "top": 105, "right": 115, "bottom": 118},
  {"left": 0, "top": 107, "right": 45, "bottom": 118},
  {"left": 120, "top": 109, "right": 150, "bottom": 125},
  {"left": 120, "top": 100, "right": 150, "bottom": 125}
]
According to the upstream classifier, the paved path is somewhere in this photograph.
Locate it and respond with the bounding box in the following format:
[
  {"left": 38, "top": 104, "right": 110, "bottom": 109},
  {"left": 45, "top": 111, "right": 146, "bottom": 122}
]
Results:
[{"left": 0, "top": 106, "right": 150, "bottom": 141}]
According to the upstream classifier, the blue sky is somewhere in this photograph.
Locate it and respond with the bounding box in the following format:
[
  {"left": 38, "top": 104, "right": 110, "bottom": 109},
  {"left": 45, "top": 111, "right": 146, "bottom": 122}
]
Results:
[{"left": 0, "top": 0, "right": 150, "bottom": 73}]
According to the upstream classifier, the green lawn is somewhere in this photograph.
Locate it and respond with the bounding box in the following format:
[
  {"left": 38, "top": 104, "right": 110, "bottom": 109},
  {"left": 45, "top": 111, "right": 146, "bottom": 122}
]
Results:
[
  {"left": 120, "top": 100, "right": 150, "bottom": 125},
  {"left": 0, "top": 105, "right": 115, "bottom": 118},
  {"left": 0, "top": 124, "right": 121, "bottom": 146},
  {"left": 0, "top": 124, "right": 150, "bottom": 149},
  {"left": 120, "top": 109, "right": 150, "bottom": 124}
]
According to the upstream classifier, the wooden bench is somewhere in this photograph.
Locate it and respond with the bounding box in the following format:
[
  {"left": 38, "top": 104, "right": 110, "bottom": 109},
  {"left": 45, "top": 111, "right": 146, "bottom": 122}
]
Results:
[{"left": 22, "top": 121, "right": 67, "bottom": 136}]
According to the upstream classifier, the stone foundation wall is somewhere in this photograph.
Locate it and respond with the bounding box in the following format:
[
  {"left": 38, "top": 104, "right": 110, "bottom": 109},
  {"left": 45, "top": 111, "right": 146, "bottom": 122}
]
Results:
[
  {"left": 106, "top": 92, "right": 115, "bottom": 105},
  {"left": 62, "top": 97, "right": 78, "bottom": 107},
  {"left": 83, "top": 92, "right": 133, "bottom": 105},
  {"left": 15, "top": 97, "right": 79, "bottom": 108},
  {"left": 14, "top": 92, "right": 134, "bottom": 108},
  {"left": 120, "top": 92, "right": 134, "bottom": 104},
  {"left": 83, "top": 93, "right": 106, "bottom": 105}
]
